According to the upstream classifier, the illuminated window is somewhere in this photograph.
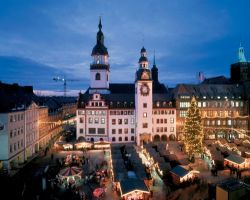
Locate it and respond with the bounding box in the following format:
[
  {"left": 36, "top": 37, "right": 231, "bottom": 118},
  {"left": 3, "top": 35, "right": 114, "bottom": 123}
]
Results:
[
  {"left": 198, "top": 102, "right": 201, "bottom": 107},
  {"left": 143, "top": 112, "right": 147, "bottom": 118},
  {"left": 217, "top": 120, "right": 221, "bottom": 126},
  {"left": 228, "top": 120, "right": 232, "bottom": 126},
  {"left": 94, "top": 118, "right": 99, "bottom": 124},
  {"left": 170, "top": 127, "right": 174, "bottom": 132},
  {"left": 118, "top": 119, "right": 122, "bottom": 124},
  {"left": 202, "top": 102, "right": 206, "bottom": 107},
  {"left": 180, "top": 102, "right": 190, "bottom": 108},
  {"left": 170, "top": 118, "right": 174, "bottom": 123},
  {"left": 180, "top": 110, "right": 187, "bottom": 117},
  {"left": 101, "top": 118, "right": 105, "bottom": 124},
  {"left": 124, "top": 119, "right": 128, "bottom": 124}
]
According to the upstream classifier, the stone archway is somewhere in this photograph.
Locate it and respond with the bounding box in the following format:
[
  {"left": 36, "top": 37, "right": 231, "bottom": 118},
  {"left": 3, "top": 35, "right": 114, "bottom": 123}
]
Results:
[
  {"left": 161, "top": 135, "right": 167, "bottom": 142},
  {"left": 153, "top": 135, "right": 160, "bottom": 142},
  {"left": 169, "top": 134, "right": 175, "bottom": 141},
  {"left": 90, "top": 138, "right": 94, "bottom": 142}
]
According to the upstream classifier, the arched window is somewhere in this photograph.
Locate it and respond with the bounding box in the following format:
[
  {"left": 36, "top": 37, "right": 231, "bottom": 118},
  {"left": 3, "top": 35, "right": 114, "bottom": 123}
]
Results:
[{"left": 95, "top": 73, "right": 101, "bottom": 80}]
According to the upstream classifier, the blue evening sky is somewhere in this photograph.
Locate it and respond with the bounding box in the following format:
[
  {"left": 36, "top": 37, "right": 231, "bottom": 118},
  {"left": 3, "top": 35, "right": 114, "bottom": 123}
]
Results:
[{"left": 0, "top": 0, "right": 249, "bottom": 95}]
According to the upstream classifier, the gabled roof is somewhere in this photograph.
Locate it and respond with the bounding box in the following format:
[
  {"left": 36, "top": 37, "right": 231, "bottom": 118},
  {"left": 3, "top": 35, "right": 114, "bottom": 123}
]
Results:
[
  {"left": 120, "top": 179, "right": 149, "bottom": 197},
  {"left": 170, "top": 165, "right": 189, "bottom": 177},
  {"left": 225, "top": 154, "right": 245, "bottom": 165}
]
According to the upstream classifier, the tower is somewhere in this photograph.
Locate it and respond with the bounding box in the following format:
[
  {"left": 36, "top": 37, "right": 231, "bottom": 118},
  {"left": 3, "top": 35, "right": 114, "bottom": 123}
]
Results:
[
  {"left": 151, "top": 51, "right": 160, "bottom": 87},
  {"left": 135, "top": 47, "right": 153, "bottom": 145},
  {"left": 238, "top": 43, "right": 247, "bottom": 63},
  {"left": 90, "top": 17, "right": 110, "bottom": 94}
]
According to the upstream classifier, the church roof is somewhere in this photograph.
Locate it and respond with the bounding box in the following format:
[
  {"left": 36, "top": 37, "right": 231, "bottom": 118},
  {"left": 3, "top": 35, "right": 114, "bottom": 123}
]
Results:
[{"left": 202, "top": 76, "right": 231, "bottom": 84}]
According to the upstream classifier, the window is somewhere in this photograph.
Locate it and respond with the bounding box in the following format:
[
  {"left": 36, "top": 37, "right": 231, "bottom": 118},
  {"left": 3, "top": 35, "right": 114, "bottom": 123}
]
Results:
[
  {"left": 164, "top": 119, "right": 167, "bottom": 123},
  {"left": 80, "top": 118, "right": 84, "bottom": 123},
  {"left": 94, "top": 118, "right": 99, "bottom": 124},
  {"left": 78, "top": 110, "right": 85, "bottom": 115},
  {"left": 170, "top": 127, "right": 174, "bottom": 132},
  {"left": 118, "top": 129, "right": 122, "bottom": 134},
  {"left": 143, "top": 123, "right": 148, "bottom": 128},
  {"left": 202, "top": 102, "right": 206, "bottom": 107},
  {"left": 156, "top": 119, "right": 159, "bottom": 124},
  {"left": 228, "top": 120, "right": 232, "bottom": 126},
  {"left": 112, "top": 137, "right": 116, "bottom": 142},
  {"left": 89, "top": 128, "right": 96, "bottom": 134},
  {"left": 198, "top": 102, "right": 201, "bottom": 107},
  {"left": 112, "top": 119, "right": 116, "bottom": 125},
  {"left": 131, "top": 128, "right": 134, "bottom": 134},
  {"left": 89, "top": 118, "right": 93, "bottom": 124},
  {"left": 180, "top": 110, "right": 187, "bottom": 118},
  {"left": 112, "top": 129, "right": 116, "bottom": 134},
  {"left": 95, "top": 73, "right": 101, "bottom": 80},
  {"left": 180, "top": 102, "right": 190, "bottom": 108},
  {"left": 101, "top": 118, "right": 105, "bottom": 124},
  {"left": 164, "top": 127, "right": 167, "bottom": 132},
  {"left": 119, "top": 137, "right": 122, "bottom": 141},
  {"left": 160, "top": 119, "right": 163, "bottom": 124},
  {"left": 131, "top": 118, "right": 135, "bottom": 124},
  {"left": 143, "top": 103, "right": 147, "bottom": 108},
  {"left": 217, "top": 120, "right": 221, "bottom": 126},
  {"left": 143, "top": 112, "right": 147, "bottom": 118},
  {"left": 124, "top": 119, "right": 128, "bottom": 124},
  {"left": 118, "top": 119, "right": 122, "bottom": 125},
  {"left": 80, "top": 129, "right": 84, "bottom": 134},
  {"left": 98, "top": 128, "right": 105, "bottom": 134},
  {"left": 170, "top": 118, "right": 174, "bottom": 123},
  {"left": 10, "top": 115, "right": 13, "bottom": 123},
  {"left": 10, "top": 131, "right": 13, "bottom": 138},
  {"left": 10, "top": 145, "right": 12, "bottom": 153},
  {"left": 125, "top": 137, "right": 128, "bottom": 141},
  {"left": 124, "top": 128, "right": 128, "bottom": 134},
  {"left": 131, "top": 136, "right": 135, "bottom": 141}
]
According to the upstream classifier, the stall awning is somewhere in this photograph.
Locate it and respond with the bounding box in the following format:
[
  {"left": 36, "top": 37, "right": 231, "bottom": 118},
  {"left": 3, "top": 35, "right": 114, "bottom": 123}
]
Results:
[
  {"left": 224, "top": 154, "right": 245, "bottom": 165},
  {"left": 120, "top": 179, "right": 150, "bottom": 197},
  {"left": 170, "top": 165, "right": 189, "bottom": 178}
]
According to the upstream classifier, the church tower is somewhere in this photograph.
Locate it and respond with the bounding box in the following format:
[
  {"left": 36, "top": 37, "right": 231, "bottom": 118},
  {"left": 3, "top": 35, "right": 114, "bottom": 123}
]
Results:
[
  {"left": 135, "top": 47, "right": 153, "bottom": 145},
  {"left": 89, "top": 17, "right": 110, "bottom": 94}
]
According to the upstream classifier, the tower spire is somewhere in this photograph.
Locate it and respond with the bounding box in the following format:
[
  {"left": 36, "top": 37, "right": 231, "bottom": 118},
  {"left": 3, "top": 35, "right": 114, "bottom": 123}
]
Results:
[
  {"left": 153, "top": 49, "right": 156, "bottom": 66},
  {"left": 98, "top": 16, "right": 102, "bottom": 30},
  {"left": 238, "top": 42, "right": 246, "bottom": 62}
]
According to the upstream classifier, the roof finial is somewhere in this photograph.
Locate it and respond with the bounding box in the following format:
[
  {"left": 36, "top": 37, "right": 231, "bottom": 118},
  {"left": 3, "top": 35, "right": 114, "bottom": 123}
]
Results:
[{"left": 98, "top": 16, "right": 102, "bottom": 30}]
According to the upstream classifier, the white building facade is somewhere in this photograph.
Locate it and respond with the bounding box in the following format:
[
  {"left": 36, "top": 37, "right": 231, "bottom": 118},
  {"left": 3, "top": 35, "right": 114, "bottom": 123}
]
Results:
[
  {"left": 76, "top": 19, "right": 176, "bottom": 145},
  {"left": 0, "top": 101, "right": 39, "bottom": 172}
]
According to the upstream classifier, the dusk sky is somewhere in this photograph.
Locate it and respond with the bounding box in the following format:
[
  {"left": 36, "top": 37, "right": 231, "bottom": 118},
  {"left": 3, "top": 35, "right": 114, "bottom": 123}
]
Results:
[{"left": 0, "top": 0, "right": 249, "bottom": 96}]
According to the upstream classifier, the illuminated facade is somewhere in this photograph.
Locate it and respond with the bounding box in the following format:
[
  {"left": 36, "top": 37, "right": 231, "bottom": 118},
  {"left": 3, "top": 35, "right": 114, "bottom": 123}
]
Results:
[{"left": 76, "top": 19, "right": 176, "bottom": 145}]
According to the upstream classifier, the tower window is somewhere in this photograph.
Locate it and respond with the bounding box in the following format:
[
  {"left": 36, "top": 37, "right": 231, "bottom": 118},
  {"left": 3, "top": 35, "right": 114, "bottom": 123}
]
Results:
[{"left": 95, "top": 73, "right": 101, "bottom": 80}]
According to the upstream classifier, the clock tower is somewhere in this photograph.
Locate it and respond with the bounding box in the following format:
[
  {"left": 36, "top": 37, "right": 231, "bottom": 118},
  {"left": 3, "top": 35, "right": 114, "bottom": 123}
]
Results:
[{"left": 135, "top": 47, "right": 153, "bottom": 145}]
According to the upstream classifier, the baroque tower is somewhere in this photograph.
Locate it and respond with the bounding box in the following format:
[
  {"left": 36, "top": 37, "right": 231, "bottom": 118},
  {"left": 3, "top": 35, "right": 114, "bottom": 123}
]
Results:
[{"left": 90, "top": 17, "right": 110, "bottom": 94}]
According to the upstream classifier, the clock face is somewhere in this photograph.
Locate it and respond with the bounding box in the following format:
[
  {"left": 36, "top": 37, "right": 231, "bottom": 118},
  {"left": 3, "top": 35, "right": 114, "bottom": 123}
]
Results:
[{"left": 140, "top": 83, "right": 150, "bottom": 96}]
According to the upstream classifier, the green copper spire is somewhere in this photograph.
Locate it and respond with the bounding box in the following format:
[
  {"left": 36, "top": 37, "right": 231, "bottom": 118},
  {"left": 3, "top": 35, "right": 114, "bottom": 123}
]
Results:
[{"left": 238, "top": 42, "right": 246, "bottom": 62}]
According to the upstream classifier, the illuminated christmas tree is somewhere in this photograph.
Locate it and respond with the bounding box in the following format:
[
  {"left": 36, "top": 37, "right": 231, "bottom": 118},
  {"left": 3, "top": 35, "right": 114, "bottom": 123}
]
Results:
[{"left": 184, "top": 96, "right": 204, "bottom": 161}]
